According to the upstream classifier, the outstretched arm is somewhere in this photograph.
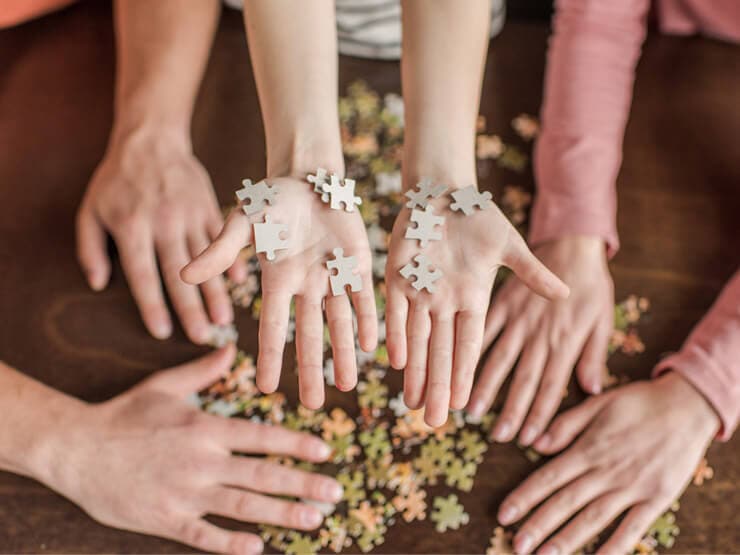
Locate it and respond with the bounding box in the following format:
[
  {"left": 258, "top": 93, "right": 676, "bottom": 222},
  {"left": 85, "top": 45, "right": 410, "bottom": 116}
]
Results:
[{"left": 77, "top": 0, "right": 242, "bottom": 345}]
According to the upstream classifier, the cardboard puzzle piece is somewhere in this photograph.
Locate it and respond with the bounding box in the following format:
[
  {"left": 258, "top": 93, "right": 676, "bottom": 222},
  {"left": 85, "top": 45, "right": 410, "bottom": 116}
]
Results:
[
  {"left": 307, "top": 168, "right": 330, "bottom": 203},
  {"left": 207, "top": 323, "right": 238, "bottom": 348},
  {"left": 405, "top": 206, "right": 445, "bottom": 247},
  {"left": 253, "top": 215, "right": 288, "bottom": 261},
  {"left": 399, "top": 254, "right": 443, "bottom": 293},
  {"left": 430, "top": 494, "right": 469, "bottom": 533},
  {"left": 322, "top": 174, "right": 362, "bottom": 212},
  {"left": 449, "top": 185, "right": 493, "bottom": 216},
  {"left": 236, "top": 178, "right": 278, "bottom": 215},
  {"left": 404, "top": 179, "right": 448, "bottom": 210},
  {"left": 326, "top": 247, "right": 362, "bottom": 296}
]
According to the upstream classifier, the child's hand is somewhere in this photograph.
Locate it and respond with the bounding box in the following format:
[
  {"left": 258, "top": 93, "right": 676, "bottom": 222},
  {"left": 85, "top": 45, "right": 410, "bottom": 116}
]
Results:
[
  {"left": 182, "top": 177, "right": 377, "bottom": 408},
  {"left": 384, "top": 186, "right": 569, "bottom": 427},
  {"left": 468, "top": 236, "right": 613, "bottom": 445}
]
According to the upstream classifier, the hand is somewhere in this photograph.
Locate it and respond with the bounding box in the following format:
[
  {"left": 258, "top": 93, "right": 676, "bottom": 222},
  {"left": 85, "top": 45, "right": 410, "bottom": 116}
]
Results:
[
  {"left": 384, "top": 187, "right": 570, "bottom": 427},
  {"left": 181, "top": 176, "right": 378, "bottom": 408},
  {"left": 497, "top": 373, "right": 720, "bottom": 555},
  {"left": 468, "top": 235, "right": 613, "bottom": 444},
  {"left": 76, "top": 127, "right": 245, "bottom": 343},
  {"left": 42, "top": 346, "right": 342, "bottom": 555}
]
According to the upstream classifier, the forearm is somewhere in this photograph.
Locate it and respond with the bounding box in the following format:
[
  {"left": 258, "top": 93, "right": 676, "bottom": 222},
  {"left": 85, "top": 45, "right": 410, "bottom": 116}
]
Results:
[
  {"left": 112, "top": 0, "right": 221, "bottom": 141},
  {"left": 400, "top": 0, "right": 491, "bottom": 188},
  {"left": 243, "top": 0, "right": 344, "bottom": 178},
  {"left": 0, "top": 361, "right": 86, "bottom": 483},
  {"left": 530, "top": 0, "right": 651, "bottom": 256},
  {"left": 654, "top": 270, "right": 740, "bottom": 440}
]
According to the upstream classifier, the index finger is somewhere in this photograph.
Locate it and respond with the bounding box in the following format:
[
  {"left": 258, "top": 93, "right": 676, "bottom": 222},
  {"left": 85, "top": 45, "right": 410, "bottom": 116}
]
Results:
[{"left": 181, "top": 208, "right": 252, "bottom": 285}]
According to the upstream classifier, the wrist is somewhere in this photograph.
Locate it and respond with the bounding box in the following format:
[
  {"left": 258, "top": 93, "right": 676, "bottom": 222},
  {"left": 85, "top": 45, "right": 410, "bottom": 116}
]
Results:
[
  {"left": 265, "top": 128, "right": 344, "bottom": 180},
  {"left": 108, "top": 119, "right": 193, "bottom": 160},
  {"left": 659, "top": 371, "right": 721, "bottom": 435}
]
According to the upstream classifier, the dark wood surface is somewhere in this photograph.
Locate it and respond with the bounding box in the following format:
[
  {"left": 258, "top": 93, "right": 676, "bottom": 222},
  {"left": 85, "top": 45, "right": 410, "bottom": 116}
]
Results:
[{"left": 0, "top": 2, "right": 738, "bottom": 553}]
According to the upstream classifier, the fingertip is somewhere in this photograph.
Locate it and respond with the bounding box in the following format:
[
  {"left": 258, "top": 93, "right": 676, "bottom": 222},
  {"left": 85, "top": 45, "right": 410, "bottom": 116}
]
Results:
[
  {"left": 533, "top": 432, "right": 552, "bottom": 453},
  {"left": 148, "top": 317, "right": 173, "bottom": 340}
]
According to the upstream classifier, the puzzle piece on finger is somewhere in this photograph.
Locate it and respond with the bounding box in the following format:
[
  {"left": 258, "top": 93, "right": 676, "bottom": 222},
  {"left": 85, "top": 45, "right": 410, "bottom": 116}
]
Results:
[
  {"left": 322, "top": 174, "right": 362, "bottom": 212},
  {"left": 399, "top": 254, "right": 443, "bottom": 293},
  {"left": 405, "top": 206, "right": 445, "bottom": 247},
  {"left": 404, "top": 179, "right": 448, "bottom": 210},
  {"left": 326, "top": 247, "right": 362, "bottom": 296},
  {"left": 450, "top": 185, "right": 493, "bottom": 215},
  {"left": 253, "top": 215, "right": 288, "bottom": 261},
  {"left": 307, "top": 168, "right": 330, "bottom": 203},
  {"left": 236, "top": 178, "right": 278, "bottom": 215}
]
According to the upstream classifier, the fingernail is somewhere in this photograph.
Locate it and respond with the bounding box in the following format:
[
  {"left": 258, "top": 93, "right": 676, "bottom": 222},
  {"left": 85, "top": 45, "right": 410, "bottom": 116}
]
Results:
[
  {"left": 88, "top": 271, "right": 105, "bottom": 291},
  {"left": 540, "top": 545, "right": 559, "bottom": 555},
  {"left": 498, "top": 504, "right": 518, "bottom": 524},
  {"left": 152, "top": 320, "right": 172, "bottom": 339},
  {"left": 515, "top": 531, "right": 534, "bottom": 554},
  {"left": 534, "top": 433, "right": 551, "bottom": 451},
  {"left": 492, "top": 420, "right": 511, "bottom": 442},
  {"left": 519, "top": 425, "right": 538, "bottom": 446},
  {"left": 326, "top": 481, "right": 344, "bottom": 502},
  {"left": 316, "top": 442, "right": 332, "bottom": 461},
  {"left": 467, "top": 399, "right": 484, "bottom": 418},
  {"left": 591, "top": 381, "right": 602, "bottom": 394},
  {"left": 303, "top": 507, "right": 323, "bottom": 528}
]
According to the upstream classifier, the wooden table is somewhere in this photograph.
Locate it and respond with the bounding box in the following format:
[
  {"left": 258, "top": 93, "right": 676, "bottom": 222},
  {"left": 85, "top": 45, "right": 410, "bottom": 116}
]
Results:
[{"left": 1, "top": 2, "right": 738, "bottom": 553}]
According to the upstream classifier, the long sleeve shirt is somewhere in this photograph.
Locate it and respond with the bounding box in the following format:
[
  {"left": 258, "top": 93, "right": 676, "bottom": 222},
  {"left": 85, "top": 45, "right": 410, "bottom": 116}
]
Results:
[{"left": 530, "top": 0, "right": 740, "bottom": 439}]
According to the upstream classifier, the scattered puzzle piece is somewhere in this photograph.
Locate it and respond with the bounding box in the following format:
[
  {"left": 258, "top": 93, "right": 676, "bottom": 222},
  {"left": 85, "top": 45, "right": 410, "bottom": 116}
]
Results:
[
  {"left": 404, "top": 180, "right": 448, "bottom": 209},
  {"left": 322, "top": 174, "right": 362, "bottom": 212},
  {"left": 392, "top": 487, "right": 427, "bottom": 523},
  {"left": 449, "top": 185, "right": 493, "bottom": 215},
  {"left": 253, "top": 214, "right": 288, "bottom": 261},
  {"left": 327, "top": 247, "right": 362, "bottom": 296},
  {"left": 236, "top": 178, "right": 278, "bottom": 215},
  {"left": 431, "top": 494, "right": 469, "bottom": 532},
  {"left": 648, "top": 510, "right": 680, "bottom": 548},
  {"left": 487, "top": 526, "right": 514, "bottom": 555},
  {"left": 405, "top": 206, "right": 445, "bottom": 247},
  {"left": 206, "top": 323, "right": 238, "bottom": 347},
  {"left": 445, "top": 458, "right": 476, "bottom": 492},
  {"left": 400, "top": 254, "right": 443, "bottom": 293},
  {"left": 308, "top": 167, "right": 331, "bottom": 202},
  {"left": 284, "top": 531, "right": 321, "bottom": 555}
]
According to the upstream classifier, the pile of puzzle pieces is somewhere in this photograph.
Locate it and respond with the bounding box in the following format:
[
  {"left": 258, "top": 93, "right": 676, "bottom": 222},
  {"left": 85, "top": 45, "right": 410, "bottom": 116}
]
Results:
[{"left": 205, "top": 81, "right": 712, "bottom": 554}]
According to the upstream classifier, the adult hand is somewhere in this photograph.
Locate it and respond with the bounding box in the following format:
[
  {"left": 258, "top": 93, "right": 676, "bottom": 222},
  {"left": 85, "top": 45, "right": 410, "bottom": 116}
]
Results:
[
  {"left": 497, "top": 373, "right": 719, "bottom": 555},
  {"left": 182, "top": 176, "right": 378, "bottom": 409},
  {"left": 77, "top": 128, "right": 245, "bottom": 343},
  {"left": 468, "top": 235, "right": 613, "bottom": 444},
  {"left": 384, "top": 187, "right": 570, "bottom": 427},
  {"left": 44, "top": 346, "right": 342, "bottom": 555}
]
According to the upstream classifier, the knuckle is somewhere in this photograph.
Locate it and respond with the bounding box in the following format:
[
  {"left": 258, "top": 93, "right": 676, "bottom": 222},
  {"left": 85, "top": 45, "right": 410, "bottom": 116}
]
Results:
[{"left": 177, "top": 520, "right": 207, "bottom": 548}]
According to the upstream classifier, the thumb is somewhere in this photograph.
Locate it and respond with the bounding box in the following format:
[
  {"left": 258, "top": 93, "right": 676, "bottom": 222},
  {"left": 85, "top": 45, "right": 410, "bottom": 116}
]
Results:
[
  {"left": 503, "top": 231, "right": 570, "bottom": 301},
  {"left": 76, "top": 207, "right": 111, "bottom": 291},
  {"left": 141, "top": 344, "right": 236, "bottom": 398},
  {"left": 181, "top": 208, "right": 252, "bottom": 285},
  {"left": 533, "top": 391, "right": 612, "bottom": 454}
]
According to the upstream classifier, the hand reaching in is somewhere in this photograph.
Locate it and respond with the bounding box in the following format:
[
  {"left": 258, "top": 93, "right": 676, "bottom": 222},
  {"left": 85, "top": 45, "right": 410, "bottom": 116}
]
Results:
[
  {"left": 45, "top": 346, "right": 343, "bottom": 555},
  {"left": 77, "top": 129, "right": 245, "bottom": 343},
  {"left": 497, "top": 373, "right": 719, "bottom": 555},
  {"left": 181, "top": 176, "right": 378, "bottom": 409},
  {"left": 468, "top": 236, "right": 613, "bottom": 444},
  {"left": 384, "top": 186, "right": 569, "bottom": 427}
]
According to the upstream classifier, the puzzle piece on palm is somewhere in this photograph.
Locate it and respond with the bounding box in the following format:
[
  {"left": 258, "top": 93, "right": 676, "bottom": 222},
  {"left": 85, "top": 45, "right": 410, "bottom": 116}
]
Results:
[
  {"left": 307, "top": 168, "right": 330, "bottom": 202},
  {"left": 431, "top": 494, "right": 469, "bottom": 532},
  {"left": 405, "top": 206, "right": 445, "bottom": 247},
  {"left": 399, "top": 254, "right": 443, "bottom": 293},
  {"left": 322, "top": 174, "right": 362, "bottom": 212},
  {"left": 405, "top": 179, "right": 448, "bottom": 209},
  {"left": 253, "top": 215, "right": 288, "bottom": 261},
  {"left": 326, "top": 248, "right": 362, "bottom": 296},
  {"left": 449, "top": 185, "right": 493, "bottom": 215},
  {"left": 236, "top": 178, "right": 278, "bottom": 215}
]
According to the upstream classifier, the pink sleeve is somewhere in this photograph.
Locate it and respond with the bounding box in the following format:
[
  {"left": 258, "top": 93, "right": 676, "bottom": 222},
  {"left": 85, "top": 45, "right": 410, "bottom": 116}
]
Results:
[
  {"left": 654, "top": 271, "right": 740, "bottom": 441},
  {"left": 529, "top": 0, "right": 652, "bottom": 258}
]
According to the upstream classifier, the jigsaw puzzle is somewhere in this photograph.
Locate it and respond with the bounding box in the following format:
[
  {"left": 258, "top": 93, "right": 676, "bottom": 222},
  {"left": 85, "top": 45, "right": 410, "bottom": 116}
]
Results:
[
  {"left": 404, "top": 206, "right": 445, "bottom": 247},
  {"left": 308, "top": 168, "right": 331, "bottom": 202},
  {"left": 322, "top": 174, "right": 363, "bottom": 212},
  {"left": 326, "top": 248, "right": 362, "bottom": 296},
  {"left": 404, "top": 179, "right": 448, "bottom": 209},
  {"left": 235, "top": 178, "right": 278, "bottom": 215},
  {"left": 253, "top": 214, "right": 288, "bottom": 261},
  {"left": 449, "top": 185, "right": 493, "bottom": 215},
  {"left": 399, "top": 254, "right": 443, "bottom": 293}
]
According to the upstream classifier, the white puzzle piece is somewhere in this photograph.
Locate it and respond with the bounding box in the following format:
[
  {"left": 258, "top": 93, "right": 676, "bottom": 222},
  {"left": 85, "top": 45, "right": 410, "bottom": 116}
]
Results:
[
  {"left": 235, "top": 178, "right": 278, "bottom": 216},
  {"left": 307, "top": 168, "right": 330, "bottom": 203},
  {"left": 253, "top": 214, "right": 288, "bottom": 261},
  {"left": 322, "top": 175, "right": 362, "bottom": 212},
  {"left": 449, "top": 185, "right": 493, "bottom": 216},
  {"left": 399, "top": 253, "right": 443, "bottom": 293},
  {"left": 326, "top": 247, "right": 362, "bottom": 296},
  {"left": 207, "top": 323, "right": 238, "bottom": 347},
  {"left": 404, "top": 179, "right": 448, "bottom": 210},
  {"left": 405, "top": 205, "right": 445, "bottom": 247}
]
